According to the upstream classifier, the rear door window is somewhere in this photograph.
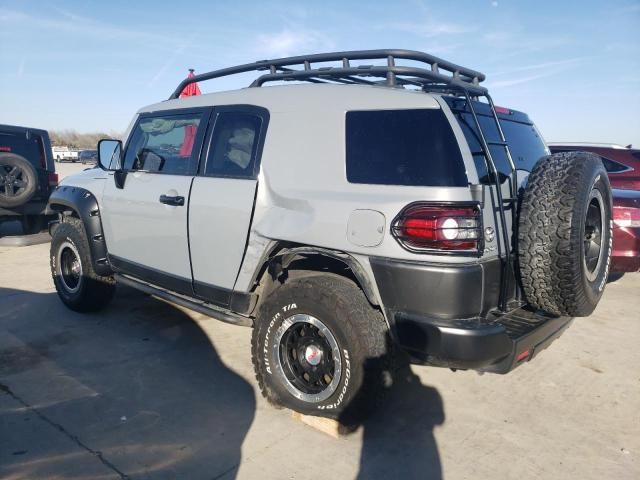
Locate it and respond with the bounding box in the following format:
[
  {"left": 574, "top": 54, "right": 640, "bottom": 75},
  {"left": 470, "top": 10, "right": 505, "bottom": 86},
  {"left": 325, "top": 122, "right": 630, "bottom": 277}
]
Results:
[
  {"left": 203, "top": 111, "right": 263, "bottom": 179},
  {"left": 345, "top": 109, "right": 468, "bottom": 187}
]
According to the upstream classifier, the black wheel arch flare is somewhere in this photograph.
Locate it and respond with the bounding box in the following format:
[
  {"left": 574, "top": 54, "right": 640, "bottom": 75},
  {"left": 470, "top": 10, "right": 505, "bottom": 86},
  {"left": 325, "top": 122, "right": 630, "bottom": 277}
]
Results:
[{"left": 48, "top": 186, "right": 112, "bottom": 276}]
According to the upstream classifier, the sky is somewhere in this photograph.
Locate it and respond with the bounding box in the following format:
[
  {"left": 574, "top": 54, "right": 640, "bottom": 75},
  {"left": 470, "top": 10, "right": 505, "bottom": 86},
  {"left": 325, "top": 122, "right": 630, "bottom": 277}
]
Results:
[{"left": 0, "top": 0, "right": 639, "bottom": 145}]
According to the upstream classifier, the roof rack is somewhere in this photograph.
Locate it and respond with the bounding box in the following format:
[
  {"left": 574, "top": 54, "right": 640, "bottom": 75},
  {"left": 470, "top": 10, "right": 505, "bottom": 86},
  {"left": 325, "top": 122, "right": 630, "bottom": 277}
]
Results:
[{"left": 168, "top": 49, "right": 488, "bottom": 99}]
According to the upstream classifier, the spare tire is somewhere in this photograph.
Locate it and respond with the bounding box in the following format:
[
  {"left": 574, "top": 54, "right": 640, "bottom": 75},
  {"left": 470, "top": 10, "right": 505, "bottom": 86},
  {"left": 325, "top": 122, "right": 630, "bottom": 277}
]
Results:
[
  {"left": 0, "top": 153, "right": 38, "bottom": 208},
  {"left": 518, "top": 151, "right": 612, "bottom": 317}
]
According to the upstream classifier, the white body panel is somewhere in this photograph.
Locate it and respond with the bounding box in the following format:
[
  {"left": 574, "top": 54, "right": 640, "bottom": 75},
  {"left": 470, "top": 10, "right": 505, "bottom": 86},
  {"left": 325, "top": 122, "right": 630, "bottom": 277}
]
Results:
[
  {"left": 61, "top": 84, "right": 499, "bottom": 300},
  {"left": 101, "top": 171, "right": 192, "bottom": 280},
  {"left": 189, "top": 177, "right": 257, "bottom": 289}
]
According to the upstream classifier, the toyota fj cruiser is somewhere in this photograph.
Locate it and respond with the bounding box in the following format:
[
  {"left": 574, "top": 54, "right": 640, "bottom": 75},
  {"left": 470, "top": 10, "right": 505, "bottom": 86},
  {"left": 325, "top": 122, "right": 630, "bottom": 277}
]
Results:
[
  {"left": 1, "top": 124, "right": 58, "bottom": 234},
  {"left": 47, "top": 50, "right": 613, "bottom": 419}
]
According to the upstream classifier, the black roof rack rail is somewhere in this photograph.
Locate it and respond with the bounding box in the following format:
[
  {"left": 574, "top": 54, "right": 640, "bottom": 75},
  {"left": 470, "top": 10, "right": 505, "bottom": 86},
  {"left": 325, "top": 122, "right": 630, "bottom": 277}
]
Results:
[{"left": 168, "top": 49, "right": 487, "bottom": 99}]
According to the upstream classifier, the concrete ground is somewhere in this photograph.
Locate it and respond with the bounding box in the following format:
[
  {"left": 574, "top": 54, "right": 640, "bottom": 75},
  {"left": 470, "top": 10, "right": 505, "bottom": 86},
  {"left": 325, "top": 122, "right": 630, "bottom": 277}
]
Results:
[{"left": 0, "top": 162, "right": 638, "bottom": 479}]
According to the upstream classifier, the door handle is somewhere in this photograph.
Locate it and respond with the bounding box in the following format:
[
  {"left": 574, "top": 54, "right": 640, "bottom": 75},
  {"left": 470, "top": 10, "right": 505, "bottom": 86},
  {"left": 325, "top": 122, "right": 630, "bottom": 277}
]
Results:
[{"left": 159, "top": 194, "right": 185, "bottom": 206}]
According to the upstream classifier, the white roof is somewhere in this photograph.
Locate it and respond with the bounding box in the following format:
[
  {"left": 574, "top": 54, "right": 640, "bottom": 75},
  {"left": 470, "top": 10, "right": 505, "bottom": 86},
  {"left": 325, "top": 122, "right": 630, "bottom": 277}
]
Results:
[{"left": 138, "top": 83, "right": 441, "bottom": 115}]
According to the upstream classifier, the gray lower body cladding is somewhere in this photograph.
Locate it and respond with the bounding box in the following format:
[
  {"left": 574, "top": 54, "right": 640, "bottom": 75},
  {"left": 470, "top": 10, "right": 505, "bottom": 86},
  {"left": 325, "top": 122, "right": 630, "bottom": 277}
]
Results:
[{"left": 370, "top": 257, "right": 573, "bottom": 373}]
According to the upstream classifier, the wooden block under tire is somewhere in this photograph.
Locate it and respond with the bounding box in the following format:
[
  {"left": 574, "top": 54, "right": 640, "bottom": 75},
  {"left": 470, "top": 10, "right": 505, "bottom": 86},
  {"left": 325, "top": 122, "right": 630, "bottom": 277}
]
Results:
[{"left": 291, "top": 411, "right": 350, "bottom": 438}]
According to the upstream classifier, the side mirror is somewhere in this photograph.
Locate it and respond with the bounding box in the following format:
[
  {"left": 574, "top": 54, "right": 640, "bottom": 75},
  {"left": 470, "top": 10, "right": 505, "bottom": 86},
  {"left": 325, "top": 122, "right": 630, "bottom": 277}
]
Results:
[
  {"left": 97, "top": 139, "right": 123, "bottom": 171},
  {"left": 98, "top": 139, "right": 127, "bottom": 189}
]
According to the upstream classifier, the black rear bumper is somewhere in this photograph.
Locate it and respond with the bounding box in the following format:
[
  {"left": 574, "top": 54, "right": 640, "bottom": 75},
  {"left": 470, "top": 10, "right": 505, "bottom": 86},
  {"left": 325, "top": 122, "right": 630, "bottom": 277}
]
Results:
[
  {"left": 394, "top": 310, "right": 572, "bottom": 373},
  {"left": 370, "top": 257, "right": 573, "bottom": 373}
]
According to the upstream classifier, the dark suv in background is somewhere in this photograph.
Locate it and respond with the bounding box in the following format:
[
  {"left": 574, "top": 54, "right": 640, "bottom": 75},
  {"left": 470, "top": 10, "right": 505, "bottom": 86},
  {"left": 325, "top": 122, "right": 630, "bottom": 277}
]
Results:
[
  {"left": 79, "top": 149, "right": 98, "bottom": 165},
  {"left": 0, "top": 124, "right": 58, "bottom": 234}
]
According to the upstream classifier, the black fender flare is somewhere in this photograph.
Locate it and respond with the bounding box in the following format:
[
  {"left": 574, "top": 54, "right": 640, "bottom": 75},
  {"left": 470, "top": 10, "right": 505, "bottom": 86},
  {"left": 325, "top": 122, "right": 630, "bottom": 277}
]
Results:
[
  {"left": 265, "top": 245, "right": 380, "bottom": 307},
  {"left": 48, "top": 186, "right": 112, "bottom": 276}
]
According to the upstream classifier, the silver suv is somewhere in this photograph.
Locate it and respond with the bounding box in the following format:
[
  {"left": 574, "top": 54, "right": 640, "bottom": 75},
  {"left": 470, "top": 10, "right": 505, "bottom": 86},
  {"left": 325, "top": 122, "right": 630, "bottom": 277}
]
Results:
[{"left": 48, "top": 50, "right": 613, "bottom": 421}]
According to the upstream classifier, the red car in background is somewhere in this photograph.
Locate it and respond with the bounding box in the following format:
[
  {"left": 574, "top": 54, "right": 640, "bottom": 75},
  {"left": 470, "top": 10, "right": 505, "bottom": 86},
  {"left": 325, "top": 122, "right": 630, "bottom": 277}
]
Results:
[
  {"left": 611, "top": 189, "right": 640, "bottom": 273},
  {"left": 548, "top": 144, "right": 639, "bottom": 273},
  {"left": 548, "top": 143, "right": 640, "bottom": 191}
]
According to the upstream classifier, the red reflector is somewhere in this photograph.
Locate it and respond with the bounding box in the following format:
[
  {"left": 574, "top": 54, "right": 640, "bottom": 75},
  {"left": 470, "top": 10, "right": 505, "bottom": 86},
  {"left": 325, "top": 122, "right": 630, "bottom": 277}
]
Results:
[
  {"left": 0, "top": 146, "right": 11, "bottom": 152},
  {"left": 516, "top": 350, "right": 530, "bottom": 362},
  {"left": 392, "top": 204, "right": 481, "bottom": 252},
  {"left": 494, "top": 106, "right": 511, "bottom": 114},
  {"left": 48, "top": 172, "right": 59, "bottom": 186}
]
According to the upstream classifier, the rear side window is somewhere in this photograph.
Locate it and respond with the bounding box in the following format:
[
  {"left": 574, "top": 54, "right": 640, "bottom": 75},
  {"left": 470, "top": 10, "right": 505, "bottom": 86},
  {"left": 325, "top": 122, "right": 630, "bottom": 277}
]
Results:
[
  {"left": 204, "top": 111, "right": 263, "bottom": 178},
  {"left": 0, "top": 131, "right": 45, "bottom": 167},
  {"left": 500, "top": 121, "right": 547, "bottom": 172},
  {"left": 345, "top": 109, "right": 467, "bottom": 187},
  {"left": 601, "top": 157, "right": 631, "bottom": 173},
  {"left": 445, "top": 98, "right": 547, "bottom": 183}
]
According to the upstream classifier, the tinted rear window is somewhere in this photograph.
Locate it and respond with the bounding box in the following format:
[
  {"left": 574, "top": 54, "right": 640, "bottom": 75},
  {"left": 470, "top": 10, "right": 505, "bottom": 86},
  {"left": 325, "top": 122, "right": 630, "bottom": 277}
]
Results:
[
  {"left": 444, "top": 98, "right": 547, "bottom": 183},
  {"left": 345, "top": 109, "right": 467, "bottom": 187},
  {"left": 0, "top": 131, "right": 44, "bottom": 166}
]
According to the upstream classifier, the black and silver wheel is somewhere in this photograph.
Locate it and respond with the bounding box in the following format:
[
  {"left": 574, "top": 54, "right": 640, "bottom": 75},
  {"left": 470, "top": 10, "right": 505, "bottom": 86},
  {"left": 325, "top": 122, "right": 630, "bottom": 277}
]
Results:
[
  {"left": 56, "top": 240, "right": 83, "bottom": 293},
  {"left": 50, "top": 216, "right": 115, "bottom": 312},
  {"left": 273, "top": 313, "right": 342, "bottom": 403},
  {"left": 252, "top": 274, "right": 392, "bottom": 422},
  {"left": 0, "top": 153, "right": 37, "bottom": 208},
  {"left": 583, "top": 190, "right": 606, "bottom": 282},
  {"left": 519, "top": 151, "right": 613, "bottom": 316}
]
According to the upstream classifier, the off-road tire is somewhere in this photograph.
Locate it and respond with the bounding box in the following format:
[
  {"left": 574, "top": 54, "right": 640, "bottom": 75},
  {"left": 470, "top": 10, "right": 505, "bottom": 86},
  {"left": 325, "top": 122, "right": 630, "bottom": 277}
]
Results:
[
  {"left": 518, "top": 151, "right": 612, "bottom": 316},
  {"left": 251, "top": 274, "right": 392, "bottom": 423},
  {"left": 0, "top": 153, "right": 38, "bottom": 208},
  {"left": 50, "top": 216, "right": 115, "bottom": 312}
]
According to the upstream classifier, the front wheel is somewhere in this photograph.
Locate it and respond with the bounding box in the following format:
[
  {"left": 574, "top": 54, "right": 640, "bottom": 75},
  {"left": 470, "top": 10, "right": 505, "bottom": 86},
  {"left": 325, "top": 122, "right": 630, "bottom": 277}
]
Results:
[
  {"left": 50, "top": 216, "right": 115, "bottom": 312},
  {"left": 251, "top": 274, "right": 392, "bottom": 423}
]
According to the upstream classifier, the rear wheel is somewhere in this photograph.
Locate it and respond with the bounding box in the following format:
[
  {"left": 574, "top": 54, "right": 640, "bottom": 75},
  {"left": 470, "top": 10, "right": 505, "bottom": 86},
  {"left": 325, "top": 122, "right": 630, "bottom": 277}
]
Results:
[
  {"left": 251, "top": 274, "right": 392, "bottom": 422},
  {"left": 50, "top": 217, "right": 115, "bottom": 312},
  {"left": 518, "top": 151, "right": 613, "bottom": 316},
  {"left": 0, "top": 153, "right": 38, "bottom": 208}
]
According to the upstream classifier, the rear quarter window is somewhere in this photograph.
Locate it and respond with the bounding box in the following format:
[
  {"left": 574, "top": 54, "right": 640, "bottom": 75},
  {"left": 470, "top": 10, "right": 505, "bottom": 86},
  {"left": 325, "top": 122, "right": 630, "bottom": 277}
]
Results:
[
  {"left": 0, "top": 131, "right": 45, "bottom": 166},
  {"left": 444, "top": 98, "right": 547, "bottom": 182},
  {"left": 345, "top": 109, "right": 467, "bottom": 187}
]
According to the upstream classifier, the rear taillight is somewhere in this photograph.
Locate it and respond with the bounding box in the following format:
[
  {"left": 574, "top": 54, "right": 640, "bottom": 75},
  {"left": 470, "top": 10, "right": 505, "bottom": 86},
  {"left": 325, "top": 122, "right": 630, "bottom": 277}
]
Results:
[
  {"left": 48, "top": 172, "right": 59, "bottom": 187},
  {"left": 613, "top": 206, "right": 640, "bottom": 228},
  {"left": 392, "top": 203, "right": 482, "bottom": 253}
]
